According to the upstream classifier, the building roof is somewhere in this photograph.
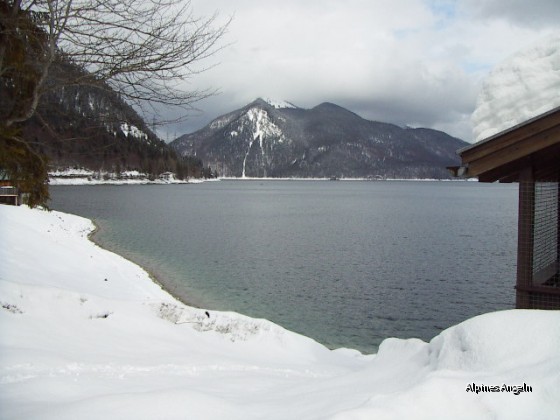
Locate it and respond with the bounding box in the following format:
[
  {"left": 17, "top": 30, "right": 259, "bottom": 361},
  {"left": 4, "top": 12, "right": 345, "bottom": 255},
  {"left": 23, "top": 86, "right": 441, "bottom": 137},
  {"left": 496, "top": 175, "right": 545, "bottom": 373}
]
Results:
[{"left": 452, "top": 106, "right": 560, "bottom": 182}]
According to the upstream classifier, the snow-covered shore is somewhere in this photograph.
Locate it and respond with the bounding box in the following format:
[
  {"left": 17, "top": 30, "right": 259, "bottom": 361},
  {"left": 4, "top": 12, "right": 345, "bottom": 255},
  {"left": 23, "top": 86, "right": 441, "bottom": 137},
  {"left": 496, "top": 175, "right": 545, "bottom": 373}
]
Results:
[
  {"left": 48, "top": 168, "right": 469, "bottom": 185},
  {"left": 1, "top": 205, "right": 559, "bottom": 419},
  {"left": 48, "top": 168, "right": 205, "bottom": 186},
  {"left": 48, "top": 177, "right": 197, "bottom": 186}
]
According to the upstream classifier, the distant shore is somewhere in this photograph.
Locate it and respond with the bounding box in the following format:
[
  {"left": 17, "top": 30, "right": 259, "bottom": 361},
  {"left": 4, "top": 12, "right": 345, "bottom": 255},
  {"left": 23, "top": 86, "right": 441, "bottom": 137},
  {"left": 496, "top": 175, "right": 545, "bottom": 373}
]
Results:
[{"left": 50, "top": 175, "right": 475, "bottom": 185}]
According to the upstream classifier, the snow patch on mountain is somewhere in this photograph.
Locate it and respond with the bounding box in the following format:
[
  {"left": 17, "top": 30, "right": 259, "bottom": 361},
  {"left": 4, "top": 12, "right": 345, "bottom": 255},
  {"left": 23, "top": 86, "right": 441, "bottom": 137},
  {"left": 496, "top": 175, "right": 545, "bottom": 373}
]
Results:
[
  {"left": 246, "top": 108, "right": 283, "bottom": 142},
  {"left": 263, "top": 97, "right": 298, "bottom": 109},
  {"left": 210, "top": 114, "right": 235, "bottom": 130},
  {"left": 241, "top": 107, "right": 285, "bottom": 177},
  {"left": 120, "top": 122, "right": 148, "bottom": 141}
]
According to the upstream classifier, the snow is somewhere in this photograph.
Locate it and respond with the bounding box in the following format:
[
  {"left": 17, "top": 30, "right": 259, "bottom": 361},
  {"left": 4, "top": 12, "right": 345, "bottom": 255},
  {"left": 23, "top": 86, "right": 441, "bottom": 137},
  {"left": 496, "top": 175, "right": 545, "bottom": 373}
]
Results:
[
  {"left": 49, "top": 168, "right": 95, "bottom": 177},
  {"left": 472, "top": 33, "right": 560, "bottom": 142},
  {"left": 48, "top": 168, "right": 194, "bottom": 185},
  {"left": 120, "top": 123, "right": 148, "bottom": 141},
  {"left": 1, "top": 204, "right": 559, "bottom": 419},
  {"left": 210, "top": 115, "right": 234, "bottom": 130},
  {"left": 241, "top": 108, "right": 284, "bottom": 177},
  {"left": 263, "top": 97, "right": 298, "bottom": 109}
]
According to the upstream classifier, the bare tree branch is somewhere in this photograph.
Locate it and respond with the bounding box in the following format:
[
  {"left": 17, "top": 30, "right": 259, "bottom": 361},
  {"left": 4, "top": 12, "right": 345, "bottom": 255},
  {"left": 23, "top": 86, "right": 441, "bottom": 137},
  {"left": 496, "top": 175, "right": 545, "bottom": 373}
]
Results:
[
  {"left": 2, "top": 0, "right": 228, "bottom": 127},
  {"left": 1, "top": 0, "right": 228, "bottom": 206}
]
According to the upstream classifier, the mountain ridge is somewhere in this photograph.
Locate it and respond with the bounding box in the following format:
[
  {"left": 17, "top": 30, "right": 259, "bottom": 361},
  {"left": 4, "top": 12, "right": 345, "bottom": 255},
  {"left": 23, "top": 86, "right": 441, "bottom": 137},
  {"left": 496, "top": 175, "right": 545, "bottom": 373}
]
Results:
[{"left": 171, "top": 98, "right": 468, "bottom": 179}]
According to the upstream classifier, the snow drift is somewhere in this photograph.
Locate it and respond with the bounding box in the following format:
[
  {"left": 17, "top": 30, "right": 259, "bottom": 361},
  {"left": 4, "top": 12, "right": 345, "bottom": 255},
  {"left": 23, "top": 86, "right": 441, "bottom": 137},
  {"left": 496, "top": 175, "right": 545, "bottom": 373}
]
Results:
[
  {"left": 472, "top": 33, "right": 560, "bottom": 142},
  {"left": 1, "top": 205, "right": 559, "bottom": 419}
]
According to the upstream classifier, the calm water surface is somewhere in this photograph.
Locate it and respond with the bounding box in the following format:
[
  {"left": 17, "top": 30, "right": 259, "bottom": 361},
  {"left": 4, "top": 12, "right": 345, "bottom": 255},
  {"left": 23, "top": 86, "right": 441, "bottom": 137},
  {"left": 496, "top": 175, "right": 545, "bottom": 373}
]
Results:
[{"left": 50, "top": 180, "right": 518, "bottom": 353}]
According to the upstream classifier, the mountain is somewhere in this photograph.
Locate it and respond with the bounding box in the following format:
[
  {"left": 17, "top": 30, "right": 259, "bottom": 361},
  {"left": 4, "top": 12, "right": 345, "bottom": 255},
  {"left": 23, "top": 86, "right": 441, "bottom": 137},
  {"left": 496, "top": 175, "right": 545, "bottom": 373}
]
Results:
[
  {"left": 21, "top": 59, "right": 203, "bottom": 179},
  {"left": 171, "top": 98, "right": 468, "bottom": 179}
]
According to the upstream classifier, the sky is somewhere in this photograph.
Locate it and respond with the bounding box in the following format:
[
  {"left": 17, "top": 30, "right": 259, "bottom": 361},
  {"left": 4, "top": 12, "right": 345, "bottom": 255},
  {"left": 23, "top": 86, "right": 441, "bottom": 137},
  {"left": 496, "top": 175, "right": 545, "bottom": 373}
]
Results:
[{"left": 159, "top": 0, "right": 560, "bottom": 143}]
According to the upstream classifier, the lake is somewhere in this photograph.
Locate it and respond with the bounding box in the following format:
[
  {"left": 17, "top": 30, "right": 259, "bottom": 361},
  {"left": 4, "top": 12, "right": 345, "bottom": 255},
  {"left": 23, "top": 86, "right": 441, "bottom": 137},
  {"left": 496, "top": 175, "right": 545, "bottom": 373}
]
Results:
[{"left": 49, "top": 180, "right": 518, "bottom": 353}]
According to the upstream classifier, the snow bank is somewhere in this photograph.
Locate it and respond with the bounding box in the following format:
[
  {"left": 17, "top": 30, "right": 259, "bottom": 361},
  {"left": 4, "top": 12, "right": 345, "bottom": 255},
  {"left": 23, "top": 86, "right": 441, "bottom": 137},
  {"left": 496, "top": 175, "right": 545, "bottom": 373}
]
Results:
[
  {"left": 472, "top": 33, "right": 560, "bottom": 142},
  {"left": 1, "top": 205, "right": 559, "bottom": 419}
]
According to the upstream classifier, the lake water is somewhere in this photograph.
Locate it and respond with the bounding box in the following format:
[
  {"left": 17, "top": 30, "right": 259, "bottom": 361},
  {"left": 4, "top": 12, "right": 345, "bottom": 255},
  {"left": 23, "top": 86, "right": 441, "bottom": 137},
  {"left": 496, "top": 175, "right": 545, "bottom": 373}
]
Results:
[{"left": 49, "top": 180, "right": 518, "bottom": 353}]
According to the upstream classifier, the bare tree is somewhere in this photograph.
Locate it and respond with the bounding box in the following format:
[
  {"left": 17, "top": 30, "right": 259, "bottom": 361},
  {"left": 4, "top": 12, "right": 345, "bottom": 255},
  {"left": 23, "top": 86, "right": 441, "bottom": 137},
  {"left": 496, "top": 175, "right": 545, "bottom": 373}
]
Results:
[
  {"left": 3, "top": 0, "right": 228, "bottom": 125},
  {"left": 60, "top": 0, "right": 227, "bottom": 117},
  {"left": 0, "top": 0, "right": 228, "bottom": 206}
]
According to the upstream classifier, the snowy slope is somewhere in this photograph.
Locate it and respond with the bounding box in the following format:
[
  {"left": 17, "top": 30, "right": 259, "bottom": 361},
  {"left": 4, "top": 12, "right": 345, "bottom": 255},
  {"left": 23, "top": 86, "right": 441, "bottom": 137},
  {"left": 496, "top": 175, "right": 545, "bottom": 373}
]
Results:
[
  {"left": 263, "top": 97, "right": 298, "bottom": 109},
  {"left": 472, "top": 33, "right": 560, "bottom": 142},
  {"left": 1, "top": 205, "right": 559, "bottom": 419}
]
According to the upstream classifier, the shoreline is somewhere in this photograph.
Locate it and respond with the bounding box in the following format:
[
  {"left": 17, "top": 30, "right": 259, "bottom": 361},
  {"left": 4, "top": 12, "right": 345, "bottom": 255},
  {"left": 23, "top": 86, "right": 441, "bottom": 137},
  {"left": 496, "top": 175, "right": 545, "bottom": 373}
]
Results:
[
  {"left": 49, "top": 177, "right": 206, "bottom": 186},
  {"left": 87, "top": 218, "right": 206, "bottom": 312},
  {"left": 1, "top": 204, "right": 558, "bottom": 419},
  {"left": 219, "top": 177, "right": 474, "bottom": 182},
  {"left": 49, "top": 176, "right": 476, "bottom": 185},
  {"left": 48, "top": 177, "right": 488, "bottom": 353}
]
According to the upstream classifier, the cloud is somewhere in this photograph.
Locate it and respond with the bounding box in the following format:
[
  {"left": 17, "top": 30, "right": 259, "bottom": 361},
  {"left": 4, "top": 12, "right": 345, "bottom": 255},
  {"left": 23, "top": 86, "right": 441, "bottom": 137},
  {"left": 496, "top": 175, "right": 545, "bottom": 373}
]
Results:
[
  {"left": 459, "top": 0, "right": 560, "bottom": 28},
  {"left": 160, "top": 0, "right": 560, "bottom": 143}
]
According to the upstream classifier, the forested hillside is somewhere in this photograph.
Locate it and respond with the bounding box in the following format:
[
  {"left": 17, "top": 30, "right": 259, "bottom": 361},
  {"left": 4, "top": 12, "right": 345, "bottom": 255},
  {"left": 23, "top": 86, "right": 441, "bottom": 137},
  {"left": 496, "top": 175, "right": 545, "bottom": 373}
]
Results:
[{"left": 21, "top": 58, "right": 204, "bottom": 180}]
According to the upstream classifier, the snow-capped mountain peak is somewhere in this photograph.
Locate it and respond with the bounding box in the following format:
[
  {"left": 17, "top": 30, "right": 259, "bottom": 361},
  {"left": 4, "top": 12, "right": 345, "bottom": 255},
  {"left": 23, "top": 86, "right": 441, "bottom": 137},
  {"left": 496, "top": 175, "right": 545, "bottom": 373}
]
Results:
[{"left": 262, "top": 97, "right": 298, "bottom": 109}]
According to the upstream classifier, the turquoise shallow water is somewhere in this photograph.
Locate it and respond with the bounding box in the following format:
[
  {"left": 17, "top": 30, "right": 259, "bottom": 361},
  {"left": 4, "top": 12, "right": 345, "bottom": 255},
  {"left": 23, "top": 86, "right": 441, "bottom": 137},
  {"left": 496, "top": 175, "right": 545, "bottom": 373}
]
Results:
[{"left": 50, "top": 180, "right": 518, "bottom": 353}]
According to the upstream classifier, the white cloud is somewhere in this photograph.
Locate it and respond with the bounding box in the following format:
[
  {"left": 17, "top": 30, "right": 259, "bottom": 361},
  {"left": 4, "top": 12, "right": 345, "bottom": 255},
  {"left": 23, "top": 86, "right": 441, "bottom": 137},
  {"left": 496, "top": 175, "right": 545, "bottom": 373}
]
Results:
[
  {"left": 472, "top": 33, "right": 560, "bottom": 141},
  {"left": 160, "top": 0, "right": 560, "bottom": 143},
  {"left": 459, "top": 0, "right": 560, "bottom": 28}
]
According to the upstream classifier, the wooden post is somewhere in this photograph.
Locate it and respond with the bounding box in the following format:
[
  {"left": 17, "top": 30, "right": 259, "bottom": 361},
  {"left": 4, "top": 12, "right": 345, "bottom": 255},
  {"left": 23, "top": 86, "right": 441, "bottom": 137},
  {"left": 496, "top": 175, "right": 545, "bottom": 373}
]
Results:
[
  {"left": 557, "top": 175, "right": 560, "bottom": 284},
  {"left": 516, "top": 166, "right": 534, "bottom": 308}
]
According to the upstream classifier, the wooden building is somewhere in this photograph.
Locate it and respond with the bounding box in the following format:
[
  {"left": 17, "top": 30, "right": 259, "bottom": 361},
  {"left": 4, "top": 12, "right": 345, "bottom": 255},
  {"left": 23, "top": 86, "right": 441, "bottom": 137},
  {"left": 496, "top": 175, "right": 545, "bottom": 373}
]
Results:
[
  {"left": 0, "top": 182, "right": 21, "bottom": 206},
  {"left": 450, "top": 106, "right": 560, "bottom": 309},
  {"left": 0, "top": 171, "right": 23, "bottom": 206}
]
